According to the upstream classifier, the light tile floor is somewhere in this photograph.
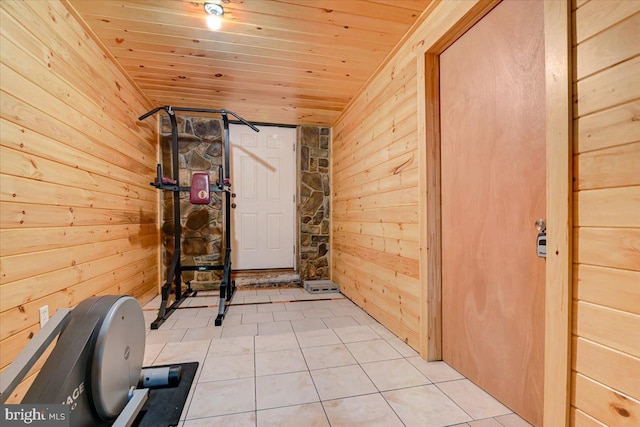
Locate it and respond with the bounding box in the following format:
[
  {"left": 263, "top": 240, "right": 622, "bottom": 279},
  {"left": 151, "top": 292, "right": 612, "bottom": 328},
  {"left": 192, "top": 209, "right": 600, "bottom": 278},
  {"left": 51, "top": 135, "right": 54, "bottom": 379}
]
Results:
[{"left": 142, "top": 288, "right": 532, "bottom": 427}]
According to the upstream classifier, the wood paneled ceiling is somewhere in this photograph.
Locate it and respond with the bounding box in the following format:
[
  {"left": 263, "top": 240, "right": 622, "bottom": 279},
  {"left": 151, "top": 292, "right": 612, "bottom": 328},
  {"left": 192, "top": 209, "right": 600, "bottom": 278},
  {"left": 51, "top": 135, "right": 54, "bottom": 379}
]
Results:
[{"left": 68, "top": 0, "right": 433, "bottom": 126}]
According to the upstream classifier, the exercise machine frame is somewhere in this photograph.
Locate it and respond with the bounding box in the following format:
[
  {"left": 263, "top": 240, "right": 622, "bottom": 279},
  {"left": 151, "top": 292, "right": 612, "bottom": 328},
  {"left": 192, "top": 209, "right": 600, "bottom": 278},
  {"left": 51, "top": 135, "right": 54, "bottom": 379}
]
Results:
[
  {"left": 139, "top": 106, "right": 258, "bottom": 328},
  {"left": 0, "top": 296, "right": 148, "bottom": 427}
]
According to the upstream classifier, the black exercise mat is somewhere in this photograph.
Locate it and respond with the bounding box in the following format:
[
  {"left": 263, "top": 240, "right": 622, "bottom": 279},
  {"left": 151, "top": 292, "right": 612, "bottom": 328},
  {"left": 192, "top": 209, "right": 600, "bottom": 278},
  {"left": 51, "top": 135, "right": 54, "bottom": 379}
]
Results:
[{"left": 132, "top": 362, "right": 199, "bottom": 427}]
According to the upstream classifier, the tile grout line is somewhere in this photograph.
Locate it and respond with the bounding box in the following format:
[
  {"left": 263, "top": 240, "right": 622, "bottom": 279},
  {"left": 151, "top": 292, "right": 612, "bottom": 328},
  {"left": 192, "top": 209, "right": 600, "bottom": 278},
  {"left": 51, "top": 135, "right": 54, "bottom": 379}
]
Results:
[
  {"left": 293, "top": 326, "right": 333, "bottom": 426},
  {"left": 432, "top": 380, "right": 481, "bottom": 423},
  {"left": 151, "top": 292, "right": 515, "bottom": 426},
  {"left": 343, "top": 326, "right": 409, "bottom": 427},
  {"left": 253, "top": 334, "right": 258, "bottom": 426},
  {"left": 178, "top": 336, "right": 213, "bottom": 423}
]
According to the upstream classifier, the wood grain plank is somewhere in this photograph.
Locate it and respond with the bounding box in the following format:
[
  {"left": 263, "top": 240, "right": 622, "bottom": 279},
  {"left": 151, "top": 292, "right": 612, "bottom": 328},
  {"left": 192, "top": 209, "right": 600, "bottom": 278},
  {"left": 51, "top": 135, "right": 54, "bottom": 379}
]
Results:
[
  {"left": 575, "top": 100, "right": 640, "bottom": 154},
  {"left": 333, "top": 163, "right": 419, "bottom": 199},
  {"left": 0, "top": 265, "right": 157, "bottom": 369},
  {"left": 575, "top": 142, "right": 640, "bottom": 190},
  {"left": 333, "top": 103, "right": 418, "bottom": 167},
  {"left": 574, "top": 186, "right": 640, "bottom": 227},
  {"left": 572, "top": 372, "right": 640, "bottom": 426},
  {"left": 0, "top": 146, "right": 155, "bottom": 203},
  {"left": 49, "top": 0, "right": 153, "bottom": 114},
  {"left": 332, "top": 62, "right": 418, "bottom": 150},
  {"left": 0, "top": 33, "right": 155, "bottom": 155},
  {"left": 92, "top": 25, "right": 384, "bottom": 66},
  {"left": 571, "top": 407, "right": 608, "bottom": 427},
  {"left": 0, "top": 250, "right": 156, "bottom": 317},
  {"left": 129, "top": 63, "right": 365, "bottom": 94},
  {"left": 0, "top": 234, "right": 157, "bottom": 286},
  {"left": 334, "top": 248, "right": 421, "bottom": 293},
  {"left": 112, "top": 45, "right": 372, "bottom": 77},
  {"left": 0, "top": 253, "right": 157, "bottom": 340},
  {"left": 333, "top": 205, "right": 418, "bottom": 225},
  {"left": 77, "top": 0, "right": 412, "bottom": 38},
  {"left": 79, "top": 11, "right": 397, "bottom": 56},
  {"left": 334, "top": 268, "right": 420, "bottom": 347},
  {"left": 263, "top": 0, "right": 431, "bottom": 23},
  {"left": 0, "top": 91, "right": 154, "bottom": 177},
  {"left": 0, "top": 223, "right": 156, "bottom": 257},
  {"left": 333, "top": 186, "right": 418, "bottom": 212},
  {"left": 333, "top": 253, "right": 420, "bottom": 318},
  {"left": 0, "top": 202, "right": 154, "bottom": 230},
  {"left": 575, "top": 56, "right": 640, "bottom": 118},
  {"left": 99, "top": 265, "right": 157, "bottom": 298},
  {"left": 575, "top": 0, "right": 640, "bottom": 44},
  {"left": 334, "top": 221, "right": 419, "bottom": 242},
  {"left": 333, "top": 240, "right": 419, "bottom": 280},
  {"left": 574, "top": 227, "right": 640, "bottom": 271},
  {"left": 335, "top": 136, "right": 418, "bottom": 189},
  {"left": 574, "top": 264, "right": 640, "bottom": 315},
  {"left": 0, "top": 119, "right": 155, "bottom": 190},
  {"left": 332, "top": 230, "right": 419, "bottom": 260},
  {"left": 572, "top": 336, "right": 640, "bottom": 399},
  {"left": 335, "top": 131, "right": 418, "bottom": 186},
  {"left": 575, "top": 11, "right": 640, "bottom": 80},
  {"left": 0, "top": 3, "right": 152, "bottom": 133},
  {"left": 0, "top": 174, "right": 155, "bottom": 212},
  {"left": 574, "top": 0, "right": 591, "bottom": 10},
  {"left": 573, "top": 300, "right": 640, "bottom": 357}
]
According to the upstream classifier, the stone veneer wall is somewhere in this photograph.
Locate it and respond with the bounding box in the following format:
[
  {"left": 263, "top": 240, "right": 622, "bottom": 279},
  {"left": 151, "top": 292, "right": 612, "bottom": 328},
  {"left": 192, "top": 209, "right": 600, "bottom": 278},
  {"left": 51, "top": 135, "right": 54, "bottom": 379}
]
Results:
[
  {"left": 158, "top": 120, "right": 330, "bottom": 285},
  {"left": 298, "top": 126, "right": 331, "bottom": 281},
  {"left": 160, "top": 115, "right": 223, "bottom": 287}
]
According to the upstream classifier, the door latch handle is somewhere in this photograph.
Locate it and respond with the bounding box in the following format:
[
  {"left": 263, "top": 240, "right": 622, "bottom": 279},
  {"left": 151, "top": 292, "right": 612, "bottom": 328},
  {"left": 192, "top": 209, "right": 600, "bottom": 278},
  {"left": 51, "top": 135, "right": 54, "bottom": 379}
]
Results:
[{"left": 535, "top": 219, "right": 546, "bottom": 258}]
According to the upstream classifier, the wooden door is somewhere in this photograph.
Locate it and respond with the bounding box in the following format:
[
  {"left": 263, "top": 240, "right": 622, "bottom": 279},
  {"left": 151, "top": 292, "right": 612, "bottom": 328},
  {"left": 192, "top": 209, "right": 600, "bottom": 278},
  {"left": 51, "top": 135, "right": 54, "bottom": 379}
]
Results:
[
  {"left": 230, "top": 125, "right": 296, "bottom": 269},
  {"left": 440, "top": 1, "right": 546, "bottom": 425}
]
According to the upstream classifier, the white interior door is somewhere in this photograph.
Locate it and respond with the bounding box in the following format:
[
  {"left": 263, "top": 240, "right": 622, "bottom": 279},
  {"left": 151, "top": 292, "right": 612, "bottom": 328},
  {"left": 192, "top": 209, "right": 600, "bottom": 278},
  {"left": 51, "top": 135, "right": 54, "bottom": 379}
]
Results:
[{"left": 230, "top": 124, "right": 296, "bottom": 270}]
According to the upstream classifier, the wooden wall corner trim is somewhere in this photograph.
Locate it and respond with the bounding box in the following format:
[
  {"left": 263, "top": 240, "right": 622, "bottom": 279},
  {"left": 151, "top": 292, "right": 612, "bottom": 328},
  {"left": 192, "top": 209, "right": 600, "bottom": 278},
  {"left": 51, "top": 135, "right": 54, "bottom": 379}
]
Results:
[
  {"left": 543, "top": 0, "right": 573, "bottom": 425},
  {"left": 419, "top": 53, "right": 442, "bottom": 361},
  {"left": 424, "top": 53, "right": 442, "bottom": 362}
]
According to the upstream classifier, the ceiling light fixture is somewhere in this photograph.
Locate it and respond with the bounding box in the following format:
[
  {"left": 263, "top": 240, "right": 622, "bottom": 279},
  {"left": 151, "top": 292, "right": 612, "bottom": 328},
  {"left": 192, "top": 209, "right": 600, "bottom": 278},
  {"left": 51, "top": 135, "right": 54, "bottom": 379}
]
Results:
[
  {"left": 204, "top": 2, "right": 224, "bottom": 16},
  {"left": 204, "top": 2, "right": 224, "bottom": 31}
]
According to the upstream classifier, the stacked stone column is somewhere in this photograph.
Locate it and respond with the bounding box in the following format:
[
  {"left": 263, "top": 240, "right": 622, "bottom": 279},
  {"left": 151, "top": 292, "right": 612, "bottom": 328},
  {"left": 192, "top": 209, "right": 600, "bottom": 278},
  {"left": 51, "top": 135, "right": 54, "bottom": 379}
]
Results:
[{"left": 298, "top": 126, "right": 331, "bottom": 281}]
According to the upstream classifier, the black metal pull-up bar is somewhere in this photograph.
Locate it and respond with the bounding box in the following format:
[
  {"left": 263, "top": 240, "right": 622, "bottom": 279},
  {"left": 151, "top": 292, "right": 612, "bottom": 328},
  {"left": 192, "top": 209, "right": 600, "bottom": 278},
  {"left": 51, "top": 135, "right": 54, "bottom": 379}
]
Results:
[
  {"left": 139, "top": 106, "right": 259, "bottom": 133},
  {"left": 139, "top": 105, "right": 259, "bottom": 328}
]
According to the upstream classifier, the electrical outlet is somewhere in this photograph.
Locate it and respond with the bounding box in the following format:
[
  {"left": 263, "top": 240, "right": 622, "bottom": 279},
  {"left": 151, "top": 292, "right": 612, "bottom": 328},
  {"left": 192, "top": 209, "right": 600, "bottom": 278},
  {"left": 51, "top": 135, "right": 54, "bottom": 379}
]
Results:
[{"left": 39, "top": 305, "right": 49, "bottom": 328}]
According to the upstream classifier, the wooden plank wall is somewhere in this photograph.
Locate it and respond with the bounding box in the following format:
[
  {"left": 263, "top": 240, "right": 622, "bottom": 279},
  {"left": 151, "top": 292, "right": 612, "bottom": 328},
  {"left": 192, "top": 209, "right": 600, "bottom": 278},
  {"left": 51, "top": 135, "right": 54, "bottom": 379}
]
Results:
[
  {"left": 331, "top": 1, "right": 480, "bottom": 350},
  {"left": 0, "top": 0, "right": 158, "bottom": 397},
  {"left": 571, "top": 0, "right": 640, "bottom": 425}
]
